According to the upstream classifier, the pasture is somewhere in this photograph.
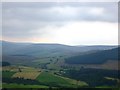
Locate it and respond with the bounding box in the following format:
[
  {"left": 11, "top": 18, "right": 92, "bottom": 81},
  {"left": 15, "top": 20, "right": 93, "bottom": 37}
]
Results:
[
  {"left": 2, "top": 65, "right": 88, "bottom": 88},
  {"left": 2, "top": 71, "right": 16, "bottom": 78},
  {"left": 37, "top": 71, "right": 87, "bottom": 87},
  {"left": 2, "top": 83, "right": 48, "bottom": 88},
  {"left": 3, "top": 66, "right": 41, "bottom": 80}
]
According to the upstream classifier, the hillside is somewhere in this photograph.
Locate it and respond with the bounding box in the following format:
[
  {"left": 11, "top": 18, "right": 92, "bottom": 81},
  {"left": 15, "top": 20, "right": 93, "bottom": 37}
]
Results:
[
  {"left": 1, "top": 41, "right": 119, "bottom": 88},
  {"left": 65, "top": 47, "right": 119, "bottom": 64},
  {"left": 2, "top": 41, "right": 116, "bottom": 57},
  {"left": 2, "top": 40, "right": 117, "bottom": 66}
]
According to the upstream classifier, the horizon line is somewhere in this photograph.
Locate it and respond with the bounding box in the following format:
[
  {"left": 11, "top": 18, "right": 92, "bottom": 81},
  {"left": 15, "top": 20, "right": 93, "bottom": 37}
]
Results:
[{"left": 1, "top": 40, "right": 118, "bottom": 46}]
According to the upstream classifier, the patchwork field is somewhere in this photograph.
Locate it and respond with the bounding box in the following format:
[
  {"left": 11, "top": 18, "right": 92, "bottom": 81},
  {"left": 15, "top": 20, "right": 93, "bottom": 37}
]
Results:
[
  {"left": 2, "top": 60, "right": 119, "bottom": 88},
  {"left": 2, "top": 66, "right": 20, "bottom": 72},
  {"left": 2, "top": 65, "right": 88, "bottom": 88},
  {"left": 3, "top": 66, "right": 41, "bottom": 80},
  {"left": 3, "top": 66, "right": 41, "bottom": 72},
  {"left": 12, "top": 72, "right": 40, "bottom": 80}
]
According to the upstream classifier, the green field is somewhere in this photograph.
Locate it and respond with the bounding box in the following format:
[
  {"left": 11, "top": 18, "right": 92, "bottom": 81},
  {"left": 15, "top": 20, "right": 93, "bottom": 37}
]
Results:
[
  {"left": 37, "top": 71, "right": 87, "bottom": 87},
  {"left": 2, "top": 64, "right": 119, "bottom": 88},
  {"left": 37, "top": 72, "right": 71, "bottom": 87},
  {"left": 2, "top": 66, "right": 88, "bottom": 88},
  {"left": 2, "top": 83, "right": 48, "bottom": 88},
  {"left": 2, "top": 71, "right": 16, "bottom": 78}
]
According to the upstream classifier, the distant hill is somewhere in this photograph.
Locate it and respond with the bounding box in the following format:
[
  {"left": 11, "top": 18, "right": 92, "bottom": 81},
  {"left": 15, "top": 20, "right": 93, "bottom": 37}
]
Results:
[
  {"left": 2, "top": 61, "right": 11, "bottom": 66},
  {"left": 2, "top": 40, "right": 117, "bottom": 57},
  {"left": 2, "top": 41, "right": 31, "bottom": 55},
  {"left": 1, "top": 40, "right": 118, "bottom": 65},
  {"left": 65, "top": 47, "right": 119, "bottom": 64}
]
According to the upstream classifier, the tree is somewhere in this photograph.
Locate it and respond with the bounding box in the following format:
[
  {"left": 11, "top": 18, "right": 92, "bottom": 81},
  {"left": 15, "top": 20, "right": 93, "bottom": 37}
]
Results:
[
  {"left": 18, "top": 68, "right": 22, "bottom": 72},
  {"left": 2, "top": 62, "right": 11, "bottom": 66}
]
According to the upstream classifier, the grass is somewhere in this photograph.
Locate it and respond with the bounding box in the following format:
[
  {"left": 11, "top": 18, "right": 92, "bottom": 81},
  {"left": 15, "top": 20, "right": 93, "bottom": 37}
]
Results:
[
  {"left": 2, "top": 66, "right": 19, "bottom": 72},
  {"left": 2, "top": 71, "right": 16, "bottom": 78},
  {"left": 3, "top": 66, "right": 41, "bottom": 80},
  {"left": 36, "top": 71, "right": 86, "bottom": 87},
  {"left": 54, "top": 74, "right": 88, "bottom": 87},
  {"left": 19, "top": 66, "right": 41, "bottom": 72},
  {"left": 33, "top": 58, "right": 51, "bottom": 64},
  {"left": 37, "top": 72, "right": 71, "bottom": 87},
  {"left": 2, "top": 66, "right": 41, "bottom": 72},
  {"left": 33, "top": 57, "right": 63, "bottom": 70},
  {"left": 47, "top": 60, "right": 61, "bottom": 70},
  {"left": 105, "top": 77, "right": 120, "bottom": 81},
  {"left": 2, "top": 83, "right": 48, "bottom": 88},
  {"left": 11, "top": 66, "right": 41, "bottom": 80},
  {"left": 2, "top": 65, "right": 88, "bottom": 88},
  {"left": 12, "top": 72, "right": 40, "bottom": 80},
  {"left": 96, "top": 86, "right": 118, "bottom": 88}
]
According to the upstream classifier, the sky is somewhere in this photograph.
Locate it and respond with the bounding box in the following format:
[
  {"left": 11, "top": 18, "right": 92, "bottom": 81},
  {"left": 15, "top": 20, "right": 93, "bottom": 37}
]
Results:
[{"left": 2, "top": 2, "right": 118, "bottom": 45}]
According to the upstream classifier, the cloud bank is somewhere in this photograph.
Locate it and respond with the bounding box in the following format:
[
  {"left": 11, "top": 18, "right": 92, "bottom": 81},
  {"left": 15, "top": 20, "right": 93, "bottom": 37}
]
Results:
[{"left": 2, "top": 2, "right": 118, "bottom": 45}]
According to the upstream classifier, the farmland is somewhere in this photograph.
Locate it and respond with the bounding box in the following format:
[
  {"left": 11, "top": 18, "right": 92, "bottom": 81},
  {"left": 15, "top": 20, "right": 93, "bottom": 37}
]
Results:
[
  {"left": 2, "top": 41, "right": 120, "bottom": 88},
  {"left": 2, "top": 64, "right": 119, "bottom": 88},
  {"left": 2, "top": 53, "right": 120, "bottom": 88},
  {"left": 37, "top": 71, "right": 88, "bottom": 87},
  {"left": 2, "top": 71, "right": 16, "bottom": 78},
  {"left": 2, "top": 66, "right": 88, "bottom": 88},
  {"left": 3, "top": 66, "right": 41, "bottom": 80},
  {"left": 12, "top": 72, "right": 40, "bottom": 80},
  {"left": 2, "top": 83, "right": 48, "bottom": 88}
]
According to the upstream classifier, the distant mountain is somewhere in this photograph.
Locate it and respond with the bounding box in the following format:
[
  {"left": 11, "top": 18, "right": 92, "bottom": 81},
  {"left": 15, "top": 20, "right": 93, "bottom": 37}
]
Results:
[
  {"left": 76, "top": 45, "right": 117, "bottom": 51},
  {"left": 65, "top": 47, "right": 119, "bottom": 64},
  {"left": 2, "top": 40, "right": 117, "bottom": 57},
  {"left": 2, "top": 41, "right": 31, "bottom": 55}
]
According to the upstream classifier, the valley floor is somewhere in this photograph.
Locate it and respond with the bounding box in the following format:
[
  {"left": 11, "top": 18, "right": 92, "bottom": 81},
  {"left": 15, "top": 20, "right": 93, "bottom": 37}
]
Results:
[{"left": 2, "top": 65, "right": 120, "bottom": 89}]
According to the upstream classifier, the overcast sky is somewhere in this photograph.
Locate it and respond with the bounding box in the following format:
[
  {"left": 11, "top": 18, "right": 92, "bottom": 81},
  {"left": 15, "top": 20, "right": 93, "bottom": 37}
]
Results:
[{"left": 2, "top": 2, "right": 118, "bottom": 45}]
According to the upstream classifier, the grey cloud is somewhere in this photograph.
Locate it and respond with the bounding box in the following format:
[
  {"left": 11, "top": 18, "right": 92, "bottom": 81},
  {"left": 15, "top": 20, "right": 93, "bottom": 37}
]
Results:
[
  {"left": 2, "top": 2, "right": 118, "bottom": 40},
  {"left": 2, "top": 2, "right": 118, "bottom": 22},
  {"left": 2, "top": 18, "right": 66, "bottom": 39},
  {"left": 2, "top": 2, "right": 117, "bottom": 9}
]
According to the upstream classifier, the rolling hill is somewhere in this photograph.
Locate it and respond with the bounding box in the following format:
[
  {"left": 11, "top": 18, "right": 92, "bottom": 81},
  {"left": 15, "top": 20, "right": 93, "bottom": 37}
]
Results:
[
  {"left": 1, "top": 40, "right": 118, "bottom": 66},
  {"left": 65, "top": 47, "right": 119, "bottom": 64},
  {"left": 2, "top": 41, "right": 116, "bottom": 57}
]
